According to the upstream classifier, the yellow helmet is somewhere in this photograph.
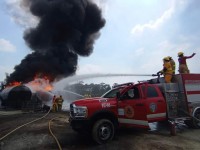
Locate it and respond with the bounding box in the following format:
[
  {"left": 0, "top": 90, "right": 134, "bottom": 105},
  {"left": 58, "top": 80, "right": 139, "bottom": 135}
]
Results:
[
  {"left": 163, "top": 57, "right": 169, "bottom": 61},
  {"left": 167, "top": 56, "right": 172, "bottom": 60},
  {"left": 178, "top": 52, "right": 184, "bottom": 56}
]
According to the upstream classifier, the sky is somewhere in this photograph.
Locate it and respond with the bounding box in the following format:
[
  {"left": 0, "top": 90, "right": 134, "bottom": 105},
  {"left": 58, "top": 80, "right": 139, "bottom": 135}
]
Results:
[{"left": 0, "top": 0, "right": 200, "bottom": 87}]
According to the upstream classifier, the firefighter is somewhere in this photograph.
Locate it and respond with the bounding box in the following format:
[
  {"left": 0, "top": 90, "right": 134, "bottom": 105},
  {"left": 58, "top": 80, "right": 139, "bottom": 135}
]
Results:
[
  {"left": 168, "top": 56, "right": 176, "bottom": 74},
  {"left": 57, "top": 95, "right": 64, "bottom": 112},
  {"left": 178, "top": 52, "right": 196, "bottom": 74},
  {"left": 52, "top": 95, "right": 58, "bottom": 112},
  {"left": 157, "top": 57, "right": 173, "bottom": 83}
]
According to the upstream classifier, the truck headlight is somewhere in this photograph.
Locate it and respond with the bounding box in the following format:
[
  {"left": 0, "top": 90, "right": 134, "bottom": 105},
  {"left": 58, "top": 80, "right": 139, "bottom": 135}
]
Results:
[{"left": 71, "top": 104, "right": 88, "bottom": 118}]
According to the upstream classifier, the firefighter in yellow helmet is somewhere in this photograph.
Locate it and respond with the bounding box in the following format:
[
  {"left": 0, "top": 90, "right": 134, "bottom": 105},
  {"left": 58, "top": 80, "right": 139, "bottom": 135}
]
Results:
[
  {"left": 178, "top": 52, "right": 196, "bottom": 74},
  {"left": 52, "top": 95, "right": 58, "bottom": 112},
  {"left": 168, "top": 56, "right": 176, "bottom": 74},
  {"left": 157, "top": 57, "right": 173, "bottom": 83},
  {"left": 57, "top": 95, "right": 64, "bottom": 112}
]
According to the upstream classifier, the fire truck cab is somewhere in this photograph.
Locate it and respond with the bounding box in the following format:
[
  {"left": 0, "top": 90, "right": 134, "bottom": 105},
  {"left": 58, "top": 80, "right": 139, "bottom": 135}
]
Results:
[{"left": 69, "top": 74, "right": 200, "bottom": 144}]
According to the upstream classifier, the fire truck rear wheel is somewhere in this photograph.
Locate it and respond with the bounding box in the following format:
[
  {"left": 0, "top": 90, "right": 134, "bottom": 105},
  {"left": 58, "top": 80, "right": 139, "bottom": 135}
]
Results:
[
  {"left": 193, "top": 109, "right": 200, "bottom": 128},
  {"left": 185, "top": 109, "right": 200, "bottom": 129},
  {"left": 184, "top": 120, "right": 194, "bottom": 128},
  {"left": 92, "top": 119, "right": 115, "bottom": 144}
]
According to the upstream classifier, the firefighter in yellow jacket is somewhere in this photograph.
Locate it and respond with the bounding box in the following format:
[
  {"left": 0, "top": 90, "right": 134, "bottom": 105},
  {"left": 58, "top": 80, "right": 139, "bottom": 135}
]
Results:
[
  {"left": 57, "top": 95, "right": 64, "bottom": 112},
  {"left": 158, "top": 57, "right": 173, "bottom": 83},
  {"left": 168, "top": 56, "right": 176, "bottom": 74},
  {"left": 52, "top": 95, "right": 58, "bottom": 112}
]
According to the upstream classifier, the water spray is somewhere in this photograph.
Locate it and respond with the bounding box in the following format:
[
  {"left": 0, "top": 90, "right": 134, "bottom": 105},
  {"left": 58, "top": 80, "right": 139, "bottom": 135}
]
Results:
[{"left": 59, "top": 73, "right": 153, "bottom": 84}]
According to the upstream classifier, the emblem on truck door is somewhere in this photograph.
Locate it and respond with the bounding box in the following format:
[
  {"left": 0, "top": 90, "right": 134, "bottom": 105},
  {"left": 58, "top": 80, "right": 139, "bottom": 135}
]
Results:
[
  {"left": 124, "top": 106, "right": 134, "bottom": 118},
  {"left": 118, "top": 108, "right": 125, "bottom": 116},
  {"left": 150, "top": 103, "right": 157, "bottom": 113}
]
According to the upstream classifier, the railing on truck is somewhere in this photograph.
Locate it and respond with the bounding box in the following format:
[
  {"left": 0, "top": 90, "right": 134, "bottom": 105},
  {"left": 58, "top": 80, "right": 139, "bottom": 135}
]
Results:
[
  {"left": 150, "top": 74, "right": 191, "bottom": 121},
  {"left": 161, "top": 83, "right": 190, "bottom": 120}
]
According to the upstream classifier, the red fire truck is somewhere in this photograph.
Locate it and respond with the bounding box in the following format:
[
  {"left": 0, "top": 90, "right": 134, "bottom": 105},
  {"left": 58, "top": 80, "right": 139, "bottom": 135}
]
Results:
[{"left": 69, "top": 74, "right": 200, "bottom": 144}]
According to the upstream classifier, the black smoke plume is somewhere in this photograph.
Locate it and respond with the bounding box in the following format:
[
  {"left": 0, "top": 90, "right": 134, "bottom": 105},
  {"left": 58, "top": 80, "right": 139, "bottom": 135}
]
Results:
[{"left": 6, "top": 0, "right": 105, "bottom": 84}]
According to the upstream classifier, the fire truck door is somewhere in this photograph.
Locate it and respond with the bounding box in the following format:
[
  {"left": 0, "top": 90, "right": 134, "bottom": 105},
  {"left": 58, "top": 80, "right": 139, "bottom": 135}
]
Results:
[
  {"left": 145, "top": 85, "right": 167, "bottom": 122},
  {"left": 117, "top": 87, "right": 149, "bottom": 128}
]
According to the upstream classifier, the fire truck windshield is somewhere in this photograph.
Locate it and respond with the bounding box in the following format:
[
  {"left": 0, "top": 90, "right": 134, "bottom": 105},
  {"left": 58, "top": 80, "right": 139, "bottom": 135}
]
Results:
[{"left": 101, "top": 87, "right": 123, "bottom": 98}]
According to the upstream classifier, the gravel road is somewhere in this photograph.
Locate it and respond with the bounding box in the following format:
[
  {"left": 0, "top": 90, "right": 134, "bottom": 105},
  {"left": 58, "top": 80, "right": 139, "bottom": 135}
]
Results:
[{"left": 0, "top": 111, "right": 200, "bottom": 150}]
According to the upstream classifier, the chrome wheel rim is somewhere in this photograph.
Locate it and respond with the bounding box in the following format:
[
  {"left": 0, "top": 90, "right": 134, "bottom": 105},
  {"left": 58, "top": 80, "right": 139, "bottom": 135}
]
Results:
[{"left": 99, "top": 124, "right": 111, "bottom": 140}]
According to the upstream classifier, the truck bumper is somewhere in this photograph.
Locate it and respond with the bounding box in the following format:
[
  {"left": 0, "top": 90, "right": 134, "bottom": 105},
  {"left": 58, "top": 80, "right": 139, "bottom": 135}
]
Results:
[{"left": 69, "top": 117, "right": 91, "bottom": 131}]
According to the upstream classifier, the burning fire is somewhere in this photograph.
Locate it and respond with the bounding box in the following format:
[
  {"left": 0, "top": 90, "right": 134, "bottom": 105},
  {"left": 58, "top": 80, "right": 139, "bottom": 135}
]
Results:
[
  {"left": 6, "top": 81, "right": 22, "bottom": 88},
  {"left": 5, "top": 73, "right": 53, "bottom": 92},
  {"left": 26, "top": 75, "right": 53, "bottom": 92}
]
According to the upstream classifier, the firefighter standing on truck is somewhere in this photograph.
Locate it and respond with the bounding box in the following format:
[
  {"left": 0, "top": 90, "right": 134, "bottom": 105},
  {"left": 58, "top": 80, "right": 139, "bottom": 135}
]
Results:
[
  {"left": 58, "top": 95, "right": 64, "bottom": 112},
  {"left": 157, "top": 57, "right": 173, "bottom": 83},
  {"left": 168, "top": 56, "right": 176, "bottom": 74},
  {"left": 178, "top": 52, "right": 196, "bottom": 74}
]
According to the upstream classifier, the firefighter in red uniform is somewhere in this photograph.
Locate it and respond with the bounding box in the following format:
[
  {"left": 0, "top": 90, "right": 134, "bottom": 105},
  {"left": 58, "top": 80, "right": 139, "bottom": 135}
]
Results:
[
  {"left": 157, "top": 57, "right": 173, "bottom": 83},
  {"left": 178, "top": 52, "right": 196, "bottom": 74}
]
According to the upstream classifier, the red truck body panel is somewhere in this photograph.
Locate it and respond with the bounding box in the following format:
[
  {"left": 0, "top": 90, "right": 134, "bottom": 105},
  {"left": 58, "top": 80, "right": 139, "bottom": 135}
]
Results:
[
  {"left": 70, "top": 74, "right": 200, "bottom": 130},
  {"left": 71, "top": 82, "right": 167, "bottom": 129},
  {"left": 182, "top": 74, "right": 200, "bottom": 103},
  {"left": 73, "top": 97, "right": 118, "bottom": 118}
]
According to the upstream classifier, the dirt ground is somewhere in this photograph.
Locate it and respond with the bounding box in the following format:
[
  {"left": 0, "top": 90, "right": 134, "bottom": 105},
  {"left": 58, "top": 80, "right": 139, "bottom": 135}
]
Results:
[{"left": 0, "top": 111, "right": 200, "bottom": 150}]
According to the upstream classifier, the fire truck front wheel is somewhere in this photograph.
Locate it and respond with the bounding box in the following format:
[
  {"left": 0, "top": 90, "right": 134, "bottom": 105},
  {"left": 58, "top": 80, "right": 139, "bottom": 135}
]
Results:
[{"left": 92, "top": 119, "right": 115, "bottom": 144}]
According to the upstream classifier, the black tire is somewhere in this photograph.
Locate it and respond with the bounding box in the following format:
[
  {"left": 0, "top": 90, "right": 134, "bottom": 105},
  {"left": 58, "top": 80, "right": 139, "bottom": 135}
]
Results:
[
  {"left": 185, "top": 109, "right": 200, "bottom": 129},
  {"left": 193, "top": 109, "right": 200, "bottom": 128},
  {"left": 184, "top": 120, "right": 195, "bottom": 128},
  {"left": 92, "top": 119, "right": 115, "bottom": 144}
]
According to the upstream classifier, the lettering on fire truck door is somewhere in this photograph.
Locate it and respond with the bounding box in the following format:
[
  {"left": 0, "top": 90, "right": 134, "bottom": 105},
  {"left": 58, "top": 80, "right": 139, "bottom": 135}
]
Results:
[
  {"left": 118, "top": 86, "right": 148, "bottom": 127},
  {"left": 144, "top": 85, "right": 167, "bottom": 122}
]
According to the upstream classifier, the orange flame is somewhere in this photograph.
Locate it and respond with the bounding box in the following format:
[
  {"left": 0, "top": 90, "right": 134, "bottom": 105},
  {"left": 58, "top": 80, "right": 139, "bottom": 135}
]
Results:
[
  {"left": 26, "top": 75, "right": 53, "bottom": 92},
  {"left": 5, "top": 73, "right": 53, "bottom": 91},
  {"left": 44, "top": 85, "right": 53, "bottom": 91},
  {"left": 6, "top": 81, "right": 22, "bottom": 88}
]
